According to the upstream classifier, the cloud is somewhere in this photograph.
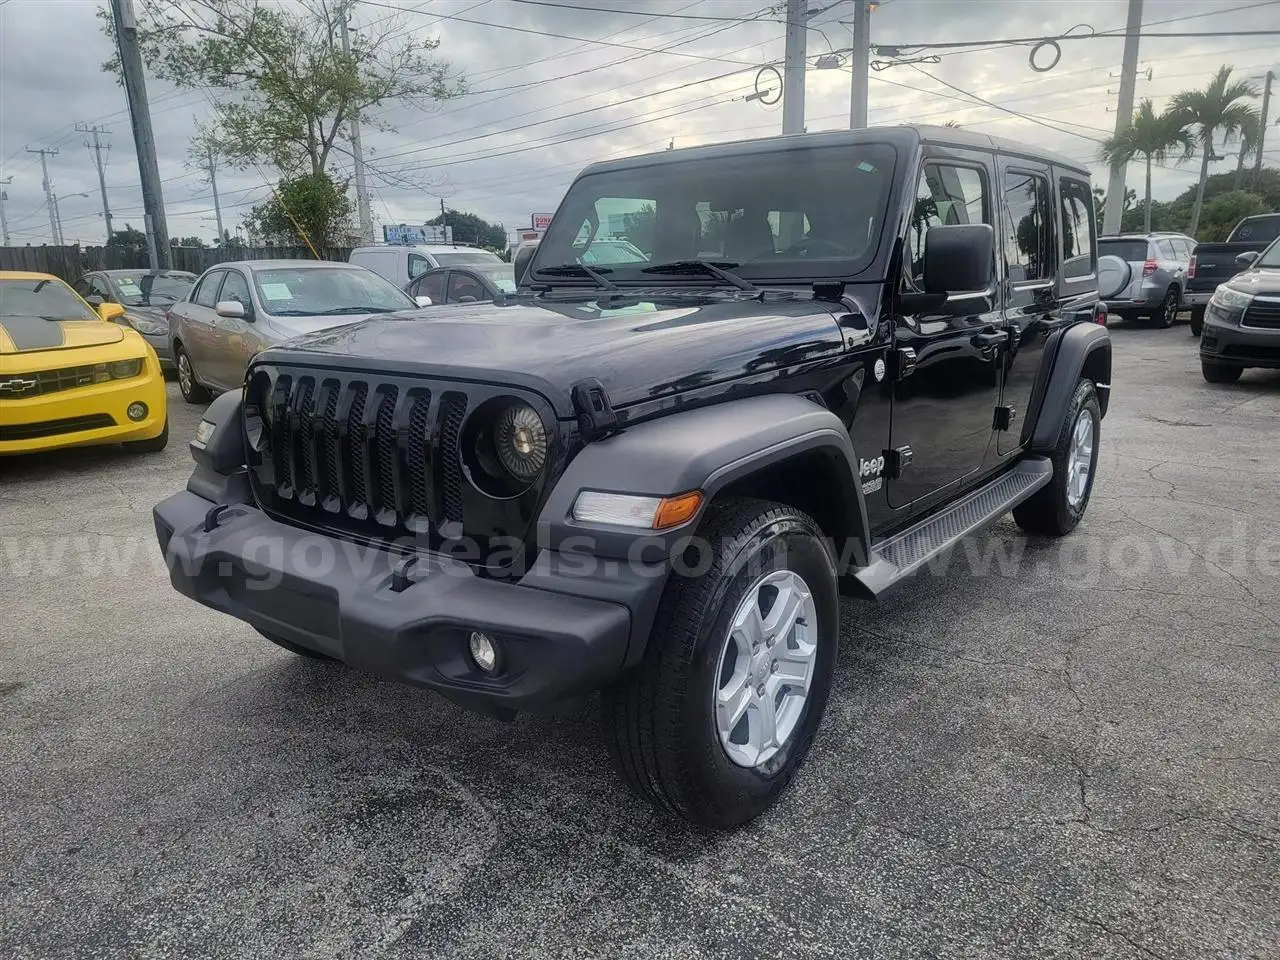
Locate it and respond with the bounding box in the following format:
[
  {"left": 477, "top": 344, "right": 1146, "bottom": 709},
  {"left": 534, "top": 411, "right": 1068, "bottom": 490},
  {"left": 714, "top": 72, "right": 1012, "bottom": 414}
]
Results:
[{"left": 0, "top": 0, "right": 1276, "bottom": 246}]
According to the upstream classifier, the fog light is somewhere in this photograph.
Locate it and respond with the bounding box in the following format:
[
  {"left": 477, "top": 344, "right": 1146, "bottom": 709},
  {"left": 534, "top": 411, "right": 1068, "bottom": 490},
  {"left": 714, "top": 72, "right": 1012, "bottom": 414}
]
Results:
[
  {"left": 127, "top": 402, "right": 147, "bottom": 422},
  {"left": 468, "top": 631, "right": 499, "bottom": 673}
]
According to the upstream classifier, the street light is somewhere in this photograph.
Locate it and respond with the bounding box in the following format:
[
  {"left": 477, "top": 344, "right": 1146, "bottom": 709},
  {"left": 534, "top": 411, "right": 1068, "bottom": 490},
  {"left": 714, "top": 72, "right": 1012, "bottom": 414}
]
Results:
[{"left": 51, "top": 192, "right": 90, "bottom": 246}]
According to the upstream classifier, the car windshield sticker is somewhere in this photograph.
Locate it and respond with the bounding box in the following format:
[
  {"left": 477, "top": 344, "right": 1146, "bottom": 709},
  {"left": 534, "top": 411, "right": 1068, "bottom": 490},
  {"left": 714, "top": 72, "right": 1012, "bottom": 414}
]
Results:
[
  {"left": 117, "top": 278, "right": 141, "bottom": 292},
  {"left": 857, "top": 161, "right": 876, "bottom": 172},
  {"left": 260, "top": 282, "right": 294, "bottom": 300}
]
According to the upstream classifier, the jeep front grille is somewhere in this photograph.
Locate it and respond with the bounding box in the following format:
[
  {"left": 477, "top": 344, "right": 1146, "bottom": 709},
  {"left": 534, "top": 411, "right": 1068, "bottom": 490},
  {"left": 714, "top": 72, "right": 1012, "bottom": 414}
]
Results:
[{"left": 247, "top": 367, "right": 477, "bottom": 547}]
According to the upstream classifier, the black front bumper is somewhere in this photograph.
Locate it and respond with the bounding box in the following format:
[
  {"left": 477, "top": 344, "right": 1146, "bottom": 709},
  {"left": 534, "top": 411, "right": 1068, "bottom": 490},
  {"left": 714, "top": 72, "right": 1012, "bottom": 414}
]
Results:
[
  {"left": 154, "top": 490, "right": 634, "bottom": 715},
  {"left": 1201, "top": 319, "right": 1280, "bottom": 369}
]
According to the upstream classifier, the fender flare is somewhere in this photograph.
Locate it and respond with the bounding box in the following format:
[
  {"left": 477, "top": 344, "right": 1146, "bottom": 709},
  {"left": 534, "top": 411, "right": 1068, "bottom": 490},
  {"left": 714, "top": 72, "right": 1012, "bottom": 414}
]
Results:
[
  {"left": 1027, "top": 322, "right": 1112, "bottom": 452},
  {"left": 536, "top": 393, "right": 871, "bottom": 565}
]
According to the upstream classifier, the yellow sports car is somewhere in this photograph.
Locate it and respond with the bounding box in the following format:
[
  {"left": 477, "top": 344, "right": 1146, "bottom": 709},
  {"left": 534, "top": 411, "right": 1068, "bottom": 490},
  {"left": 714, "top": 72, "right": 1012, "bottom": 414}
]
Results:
[{"left": 0, "top": 271, "right": 168, "bottom": 455}]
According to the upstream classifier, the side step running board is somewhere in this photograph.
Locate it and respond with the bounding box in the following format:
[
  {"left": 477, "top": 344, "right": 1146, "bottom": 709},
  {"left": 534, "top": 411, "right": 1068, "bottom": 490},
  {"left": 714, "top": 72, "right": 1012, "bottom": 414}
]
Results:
[{"left": 851, "top": 457, "right": 1053, "bottom": 599}]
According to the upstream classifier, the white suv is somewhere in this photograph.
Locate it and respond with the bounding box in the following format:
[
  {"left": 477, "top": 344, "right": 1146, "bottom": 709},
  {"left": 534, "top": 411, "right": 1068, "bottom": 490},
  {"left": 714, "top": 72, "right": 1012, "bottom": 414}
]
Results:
[{"left": 349, "top": 244, "right": 503, "bottom": 289}]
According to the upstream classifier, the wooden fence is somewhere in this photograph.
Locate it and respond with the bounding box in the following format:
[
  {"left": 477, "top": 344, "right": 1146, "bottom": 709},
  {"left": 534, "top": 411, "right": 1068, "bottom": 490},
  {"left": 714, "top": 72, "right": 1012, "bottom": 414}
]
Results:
[{"left": 0, "top": 245, "right": 351, "bottom": 284}]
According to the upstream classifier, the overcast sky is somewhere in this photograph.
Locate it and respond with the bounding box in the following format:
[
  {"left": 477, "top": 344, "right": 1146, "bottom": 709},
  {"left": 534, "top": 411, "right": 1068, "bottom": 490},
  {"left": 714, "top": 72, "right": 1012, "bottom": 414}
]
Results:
[{"left": 1, "top": 0, "right": 1278, "bottom": 247}]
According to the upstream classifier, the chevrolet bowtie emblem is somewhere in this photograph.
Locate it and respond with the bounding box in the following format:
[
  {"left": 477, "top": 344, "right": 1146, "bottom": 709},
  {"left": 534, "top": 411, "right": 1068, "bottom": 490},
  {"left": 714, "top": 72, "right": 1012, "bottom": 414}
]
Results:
[{"left": 0, "top": 378, "right": 38, "bottom": 394}]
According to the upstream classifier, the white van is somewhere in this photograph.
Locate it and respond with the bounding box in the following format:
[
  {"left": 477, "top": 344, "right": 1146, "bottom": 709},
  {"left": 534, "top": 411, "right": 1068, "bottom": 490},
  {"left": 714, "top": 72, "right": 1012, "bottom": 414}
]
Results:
[{"left": 348, "top": 244, "right": 504, "bottom": 289}]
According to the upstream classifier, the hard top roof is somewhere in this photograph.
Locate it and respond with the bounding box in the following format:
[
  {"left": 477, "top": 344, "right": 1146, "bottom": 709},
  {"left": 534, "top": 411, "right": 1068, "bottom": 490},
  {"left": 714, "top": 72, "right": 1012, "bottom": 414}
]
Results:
[{"left": 577, "top": 124, "right": 1090, "bottom": 178}]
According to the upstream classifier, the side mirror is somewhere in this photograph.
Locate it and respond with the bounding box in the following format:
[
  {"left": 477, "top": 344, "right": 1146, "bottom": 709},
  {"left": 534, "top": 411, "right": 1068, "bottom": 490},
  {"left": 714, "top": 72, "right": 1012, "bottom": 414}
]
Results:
[
  {"left": 458, "top": 295, "right": 477, "bottom": 304},
  {"left": 215, "top": 300, "right": 247, "bottom": 320},
  {"left": 1235, "top": 250, "right": 1259, "bottom": 267},
  {"left": 513, "top": 245, "right": 537, "bottom": 285},
  {"left": 921, "top": 223, "right": 995, "bottom": 295},
  {"left": 415, "top": 295, "right": 433, "bottom": 307},
  {"left": 97, "top": 302, "right": 126, "bottom": 322}
]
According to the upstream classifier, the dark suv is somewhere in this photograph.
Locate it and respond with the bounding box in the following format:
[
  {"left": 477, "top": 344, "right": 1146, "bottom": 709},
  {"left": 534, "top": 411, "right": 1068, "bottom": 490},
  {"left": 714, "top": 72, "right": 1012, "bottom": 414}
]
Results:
[{"left": 154, "top": 126, "right": 1111, "bottom": 829}]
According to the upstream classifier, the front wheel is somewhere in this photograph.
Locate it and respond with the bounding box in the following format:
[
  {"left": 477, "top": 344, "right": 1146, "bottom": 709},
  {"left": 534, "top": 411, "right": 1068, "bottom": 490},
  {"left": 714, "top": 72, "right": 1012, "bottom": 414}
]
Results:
[
  {"left": 1201, "top": 361, "right": 1243, "bottom": 384},
  {"left": 1014, "top": 378, "right": 1100, "bottom": 536},
  {"left": 600, "top": 498, "right": 839, "bottom": 830},
  {"left": 1189, "top": 306, "right": 1205, "bottom": 337}
]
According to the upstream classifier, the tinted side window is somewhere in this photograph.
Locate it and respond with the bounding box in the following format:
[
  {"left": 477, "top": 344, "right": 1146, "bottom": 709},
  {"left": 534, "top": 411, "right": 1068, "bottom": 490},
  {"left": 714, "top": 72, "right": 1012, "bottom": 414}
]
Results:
[
  {"left": 907, "top": 163, "right": 988, "bottom": 287},
  {"left": 92, "top": 277, "right": 116, "bottom": 301},
  {"left": 447, "top": 271, "right": 487, "bottom": 302},
  {"left": 193, "top": 271, "right": 225, "bottom": 308},
  {"left": 408, "top": 254, "right": 430, "bottom": 279},
  {"left": 73, "top": 277, "right": 92, "bottom": 297},
  {"left": 1002, "top": 171, "right": 1053, "bottom": 283},
  {"left": 1059, "top": 178, "right": 1095, "bottom": 279},
  {"left": 420, "top": 273, "right": 445, "bottom": 303},
  {"left": 218, "top": 271, "right": 252, "bottom": 310}
]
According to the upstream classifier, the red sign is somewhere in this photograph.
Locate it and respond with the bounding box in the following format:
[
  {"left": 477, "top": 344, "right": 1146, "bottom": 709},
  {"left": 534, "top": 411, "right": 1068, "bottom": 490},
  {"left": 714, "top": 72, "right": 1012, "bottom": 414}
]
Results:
[{"left": 532, "top": 213, "right": 553, "bottom": 231}]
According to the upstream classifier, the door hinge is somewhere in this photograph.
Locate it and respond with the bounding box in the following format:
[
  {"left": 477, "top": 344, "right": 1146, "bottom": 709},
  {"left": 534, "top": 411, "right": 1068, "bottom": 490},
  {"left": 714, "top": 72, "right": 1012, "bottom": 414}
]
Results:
[
  {"left": 883, "top": 445, "right": 913, "bottom": 479},
  {"left": 994, "top": 405, "right": 1017, "bottom": 431},
  {"left": 571, "top": 378, "right": 619, "bottom": 442},
  {"left": 888, "top": 347, "right": 917, "bottom": 382}
]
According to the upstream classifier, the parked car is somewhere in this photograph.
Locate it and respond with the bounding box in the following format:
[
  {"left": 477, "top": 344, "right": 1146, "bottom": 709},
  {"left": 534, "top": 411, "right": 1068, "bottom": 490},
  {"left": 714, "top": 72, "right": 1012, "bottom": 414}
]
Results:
[
  {"left": 0, "top": 271, "right": 168, "bottom": 455},
  {"left": 349, "top": 244, "right": 504, "bottom": 288},
  {"left": 154, "top": 125, "right": 1111, "bottom": 829},
  {"left": 73, "top": 269, "right": 198, "bottom": 372},
  {"left": 1186, "top": 213, "right": 1280, "bottom": 335},
  {"left": 167, "top": 260, "right": 427, "bottom": 403},
  {"left": 406, "top": 263, "right": 517, "bottom": 305},
  {"left": 1096, "top": 232, "right": 1194, "bottom": 327},
  {"left": 1199, "top": 234, "right": 1280, "bottom": 382}
]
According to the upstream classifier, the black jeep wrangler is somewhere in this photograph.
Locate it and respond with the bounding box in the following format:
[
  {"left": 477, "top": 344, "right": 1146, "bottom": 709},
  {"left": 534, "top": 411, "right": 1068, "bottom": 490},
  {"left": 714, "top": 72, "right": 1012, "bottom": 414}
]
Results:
[{"left": 154, "top": 126, "right": 1111, "bottom": 829}]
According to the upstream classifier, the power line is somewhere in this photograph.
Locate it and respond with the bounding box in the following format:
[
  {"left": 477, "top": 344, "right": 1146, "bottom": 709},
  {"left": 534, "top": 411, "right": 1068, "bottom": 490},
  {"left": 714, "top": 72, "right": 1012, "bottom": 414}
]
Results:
[{"left": 502, "top": 0, "right": 785, "bottom": 22}]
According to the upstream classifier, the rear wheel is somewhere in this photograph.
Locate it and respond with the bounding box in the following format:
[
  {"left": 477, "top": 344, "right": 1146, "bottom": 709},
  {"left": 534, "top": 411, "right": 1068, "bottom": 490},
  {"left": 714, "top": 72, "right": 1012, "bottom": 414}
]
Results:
[
  {"left": 175, "top": 343, "right": 212, "bottom": 404},
  {"left": 600, "top": 497, "right": 839, "bottom": 830},
  {"left": 1189, "top": 306, "right": 1205, "bottom": 337},
  {"left": 1014, "top": 379, "right": 1100, "bottom": 537},
  {"left": 1153, "top": 287, "right": 1179, "bottom": 328},
  {"left": 1201, "top": 361, "right": 1243, "bottom": 384}
]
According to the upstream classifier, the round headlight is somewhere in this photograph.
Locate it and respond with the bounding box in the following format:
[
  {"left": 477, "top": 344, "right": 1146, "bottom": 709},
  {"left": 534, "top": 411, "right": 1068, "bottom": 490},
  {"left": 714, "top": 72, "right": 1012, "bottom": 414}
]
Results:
[{"left": 494, "top": 403, "right": 547, "bottom": 480}]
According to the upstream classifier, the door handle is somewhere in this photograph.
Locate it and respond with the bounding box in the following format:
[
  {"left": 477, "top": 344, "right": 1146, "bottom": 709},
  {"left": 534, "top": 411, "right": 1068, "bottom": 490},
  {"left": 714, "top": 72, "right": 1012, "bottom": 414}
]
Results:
[{"left": 971, "top": 330, "right": 1009, "bottom": 348}]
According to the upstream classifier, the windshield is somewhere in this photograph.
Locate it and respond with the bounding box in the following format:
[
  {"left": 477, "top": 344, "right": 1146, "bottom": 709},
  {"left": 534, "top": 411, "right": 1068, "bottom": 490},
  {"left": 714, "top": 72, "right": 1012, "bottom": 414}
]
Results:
[
  {"left": 1255, "top": 237, "right": 1280, "bottom": 269},
  {"left": 534, "top": 142, "right": 897, "bottom": 283},
  {"left": 0, "top": 277, "right": 99, "bottom": 321},
  {"left": 1231, "top": 216, "right": 1280, "bottom": 243},
  {"left": 473, "top": 265, "right": 517, "bottom": 293},
  {"left": 1098, "top": 239, "right": 1150, "bottom": 262},
  {"left": 252, "top": 267, "right": 416, "bottom": 316},
  {"left": 111, "top": 272, "right": 195, "bottom": 306},
  {"left": 432, "top": 250, "right": 502, "bottom": 266}
]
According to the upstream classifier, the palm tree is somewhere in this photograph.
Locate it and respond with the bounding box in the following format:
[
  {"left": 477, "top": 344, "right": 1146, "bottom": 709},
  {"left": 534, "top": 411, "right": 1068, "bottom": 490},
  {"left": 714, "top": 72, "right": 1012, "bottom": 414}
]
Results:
[
  {"left": 1170, "top": 66, "right": 1260, "bottom": 237},
  {"left": 1099, "top": 99, "right": 1194, "bottom": 234},
  {"left": 1232, "top": 112, "right": 1263, "bottom": 189}
]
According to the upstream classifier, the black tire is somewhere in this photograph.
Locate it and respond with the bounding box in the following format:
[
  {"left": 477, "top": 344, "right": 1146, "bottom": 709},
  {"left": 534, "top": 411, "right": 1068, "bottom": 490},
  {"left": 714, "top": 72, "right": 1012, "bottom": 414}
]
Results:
[
  {"left": 1154, "top": 287, "right": 1179, "bottom": 328},
  {"left": 1189, "top": 306, "right": 1205, "bottom": 337},
  {"left": 600, "top": 497, "right": 839, "bottom": 830},
  {"left": 255, "top": 628, "right": 337, "bottom": 661},
  {"left": 1201, "top": 360, "right": 1243, "bottom": 384},
  {"left": 1013, "top": 378, "right": 1101, "bottom": 537},
  {"left": 121, "top": 418, "right": 169, "bottom": 454},
  {"left": 175, "top": 342, "right": 212, "bottom": 404}
]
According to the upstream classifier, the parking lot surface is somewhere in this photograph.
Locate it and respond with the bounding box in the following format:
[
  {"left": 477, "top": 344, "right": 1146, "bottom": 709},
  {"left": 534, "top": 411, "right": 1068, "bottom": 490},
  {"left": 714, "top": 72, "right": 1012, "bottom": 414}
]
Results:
[{"left": 2, "top": 323, "right": 1278, "bottom": 959}]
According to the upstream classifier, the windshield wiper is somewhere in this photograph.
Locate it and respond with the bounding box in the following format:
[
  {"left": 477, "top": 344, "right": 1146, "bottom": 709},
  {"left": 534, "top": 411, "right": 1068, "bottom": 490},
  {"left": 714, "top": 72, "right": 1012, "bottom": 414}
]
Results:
[
  {"left": 538, "top": 262, "right": 619, "bottom": 290},
  {"left": 642, "top": 259, "right": 757, "bottom": 292},
  {"left": 270, "top": 309, "right": 320, "bottom": 316},
  {"left": 321, "top": 306, "right": 398, "bottom": 315}
]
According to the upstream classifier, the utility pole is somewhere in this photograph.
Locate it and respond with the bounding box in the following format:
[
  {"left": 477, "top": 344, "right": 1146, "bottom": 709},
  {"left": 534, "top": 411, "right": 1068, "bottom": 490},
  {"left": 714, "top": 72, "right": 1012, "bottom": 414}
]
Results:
[
  {"left": 206, "top": 145, "right": 225, "bottom": 244},
  {"left": 77, "top": 123, "right": 114, "bottom": 243},
  {"left": 110, "top": 0, "right": 171, "bottom": 269},
  {"left": 1103, "top": 0, "right": 1143, "bottom": 235},
  {"left": 1253, "top": 70, "right": 1274, "bottom": 185},
  {"left": 849, "top": 1, "right": 872, "bottom": 129},
  {"left": 781, "top": 0, "right": 807, "bottom": 136},
  {"left": 0, "top": 177, "right": 11, "bottom": 246},
  {"left": 26, "top": 146, "right": 61, "bottom": 245},
  {"left": 339, "top": 8, "right": 374, "bottom": 243}
]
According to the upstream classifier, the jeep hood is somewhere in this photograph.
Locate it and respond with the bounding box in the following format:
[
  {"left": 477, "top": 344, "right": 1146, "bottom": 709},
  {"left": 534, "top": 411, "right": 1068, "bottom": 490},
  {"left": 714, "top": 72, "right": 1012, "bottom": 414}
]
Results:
[
  {"left": 0, "top": 317, "right": 124, "bottom": 354},
  {"left": 262, "top": 296, "right": 848, "bottom": 417}
]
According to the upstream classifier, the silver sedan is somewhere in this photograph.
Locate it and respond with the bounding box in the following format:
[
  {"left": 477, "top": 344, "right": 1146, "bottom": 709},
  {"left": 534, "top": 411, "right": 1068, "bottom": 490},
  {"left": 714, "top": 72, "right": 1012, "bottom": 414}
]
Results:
[{"left": 168, "top": 259, "right": 428, "bottom": 403}]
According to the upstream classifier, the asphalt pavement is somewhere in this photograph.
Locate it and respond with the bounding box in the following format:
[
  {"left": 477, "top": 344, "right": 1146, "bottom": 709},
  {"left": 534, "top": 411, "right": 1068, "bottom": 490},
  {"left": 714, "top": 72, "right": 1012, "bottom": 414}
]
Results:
[{"left": 2, "top": 319, "right": 1277, "bottom": 959}]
